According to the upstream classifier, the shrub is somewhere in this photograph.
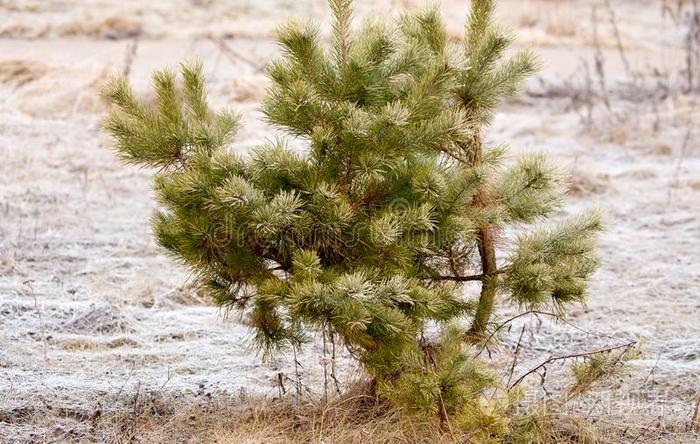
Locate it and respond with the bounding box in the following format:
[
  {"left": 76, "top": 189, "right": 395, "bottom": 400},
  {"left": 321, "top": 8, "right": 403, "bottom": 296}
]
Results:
[{"left": 103, "top": 0, "right": 602, "bottom": 435}]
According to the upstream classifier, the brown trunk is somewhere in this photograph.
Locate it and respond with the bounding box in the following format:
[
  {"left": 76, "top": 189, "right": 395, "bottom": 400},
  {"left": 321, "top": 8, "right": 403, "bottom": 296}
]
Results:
[
  {"left": 468, "top": 222, "right": 498, "bottom": 338},
  {"left": 465, "top": 131, "right": 498, "bottom": 339}
]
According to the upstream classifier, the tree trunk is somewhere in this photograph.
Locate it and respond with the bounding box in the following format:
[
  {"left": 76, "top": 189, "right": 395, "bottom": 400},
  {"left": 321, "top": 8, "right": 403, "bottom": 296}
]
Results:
[
  {"left": 468, "top": 222, "right": 498, "bottom": 337},
  {"left": 465, "top": 131, "right": 498, "bottom": 339}
]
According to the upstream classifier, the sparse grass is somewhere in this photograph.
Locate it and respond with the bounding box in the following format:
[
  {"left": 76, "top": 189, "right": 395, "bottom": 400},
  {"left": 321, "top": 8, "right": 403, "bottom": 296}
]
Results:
[
  {"left": 5, "top": 383, "right": 688, "bottom": 443},
  {"left": 50, "top": 334, "right": 141, "bottom": 350},
  {"left": 0, "top": 60, "right": 47, "bottom": 87},
  {"left": 56, "top": 17, "right": 142, "bottom": 40},
  {"left": 510, "top": 1, "right": 580, "bottom": 38},
  {"left": 567, "top": 167, "right": 610, "bottom": 197},
  {"left": 93, "top": 383, "right": 459, "bottom": 443}
]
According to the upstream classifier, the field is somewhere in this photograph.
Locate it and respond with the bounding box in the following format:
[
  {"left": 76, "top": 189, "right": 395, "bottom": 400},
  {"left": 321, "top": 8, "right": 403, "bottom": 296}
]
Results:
[{"left": 0, "top": 0, "right": 699, "bottom": 442}]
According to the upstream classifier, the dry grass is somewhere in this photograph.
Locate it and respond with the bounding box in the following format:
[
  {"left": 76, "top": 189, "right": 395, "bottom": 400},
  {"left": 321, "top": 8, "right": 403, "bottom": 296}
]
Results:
[
  {"left": 50, "top": 335, "right": 141, "bottom": 351},
  {"left": 83, "top": 383, "right": 458, "bottom": 443},
  {"left": 510, "top": 1, "right": 581, "bottom": 38},
  {"left": 0, "top": 60, "right": 47, "bottom": 87},
  {"left": 6, "top": 383, "right": 689, "bottom": 443},
  {"left": 56, "top": 17, "right": 143, "bottom": 40},
  {"left": 568, "top": 172, "right": 610, "bottom": 197}
]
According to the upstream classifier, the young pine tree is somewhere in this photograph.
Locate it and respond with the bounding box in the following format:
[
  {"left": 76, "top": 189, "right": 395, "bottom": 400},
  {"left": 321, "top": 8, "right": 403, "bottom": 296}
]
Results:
[{"left": 103, "top": 0, "right": 602, "bottom": 434}]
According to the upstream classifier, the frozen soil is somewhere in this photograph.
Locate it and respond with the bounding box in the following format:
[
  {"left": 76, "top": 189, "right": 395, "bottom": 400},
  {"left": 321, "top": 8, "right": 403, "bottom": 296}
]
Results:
[{"left": 0, "top": 0, "right": 698, "bottom": 442}]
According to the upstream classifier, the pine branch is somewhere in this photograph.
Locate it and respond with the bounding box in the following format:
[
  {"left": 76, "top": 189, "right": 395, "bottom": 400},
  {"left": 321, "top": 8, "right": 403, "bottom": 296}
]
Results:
[
  {"left": 466, "top": 0, "right": 495, "bottom": 54},
  {"left": 329, "top": 0, "right": 353, "bottom": 68}
]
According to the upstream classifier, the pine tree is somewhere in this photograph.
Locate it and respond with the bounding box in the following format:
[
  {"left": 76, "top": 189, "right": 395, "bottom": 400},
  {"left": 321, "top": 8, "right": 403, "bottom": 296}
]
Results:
[{"left": 103, "top": 0, "right": 602, "bottom": 433}]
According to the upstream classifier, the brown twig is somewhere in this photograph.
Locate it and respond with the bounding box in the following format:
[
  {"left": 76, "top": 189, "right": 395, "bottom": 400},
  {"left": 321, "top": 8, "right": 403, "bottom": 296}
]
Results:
[
  {"left": 437, "top": 390, "right": 456, "bottom": 438},
  {"left": 209, "top": 37, "right": 265, "bottom": 73},
  {"left": 591, "top": 6, "right": 612, "bottom": 112},
  {"left": 25, "top": 280, "right": 47, "bottom": 363},
  {"left": 669, "top": 113, "right": 695, "bottom": 201},
  {"left": 682, "top": 0, "right": 700, "bottom": 93},
  {"left": 292, "top": 346, "right": 303, "bottom": 398},
  {"left": 132, "top": 381, "right": 141, "bottom": 415},
  {"left": 436, "top": 273, "right": 486, "bottom": 282},
  {"left": 509, "top": 341, "right": 637, "bottom": 391},
  {"left": 329, "top": 326, "right": 341, "bottom": 395},
  {"left": 158, "top": 367, "right": 173, "bottom": 391},
  {"left": 436, "top": 268, "right": 506, "bottom": 283},
  {"left": 322, "top": 323, "right": 329, "bottom": 402},
  {"left": 476, "top": 310, "right": 561, "bottom": 357},
  {"left": 504, "top": 324, "right": 527, "bottom": 389},
  {"left": 603, "top": 0, "right": 633, "bottom": 81},
  {"left": 123, "top": 37, "right": 139, "bottom": 79},
  {"left": 277, "top": 372, "right": 287, "bottom": 396},
  {"left": 630, "top": 416, "right": 659, "bottom": 444},
  {"left": 691, "top": 396, "right": 700, "bottom": 432}
]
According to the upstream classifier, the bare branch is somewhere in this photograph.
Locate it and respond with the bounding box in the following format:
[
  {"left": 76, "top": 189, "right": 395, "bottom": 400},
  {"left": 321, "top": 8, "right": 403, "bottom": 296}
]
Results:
[{"left": 509, "top": 341, "right": 637, "bottom": 391}]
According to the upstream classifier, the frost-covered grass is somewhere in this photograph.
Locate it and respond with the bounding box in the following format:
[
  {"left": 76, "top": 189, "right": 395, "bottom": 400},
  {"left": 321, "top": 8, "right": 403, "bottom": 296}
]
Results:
[{"left": 0, "top": 0, "right": 699, "bottom": 442}]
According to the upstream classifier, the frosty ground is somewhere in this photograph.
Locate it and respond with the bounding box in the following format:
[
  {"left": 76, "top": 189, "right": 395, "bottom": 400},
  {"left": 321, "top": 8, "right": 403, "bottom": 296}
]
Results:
[{"left": 0, "top": 0, "right": 698, "bottom": 442}]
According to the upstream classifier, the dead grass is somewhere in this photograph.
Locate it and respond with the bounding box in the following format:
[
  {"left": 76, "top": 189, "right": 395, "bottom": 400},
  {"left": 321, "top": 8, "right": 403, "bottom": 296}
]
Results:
[
  {"left": 50, "top": 335, "right": 141, "bottom": 351},
  {"left": 56, "top": 17, "right": 143, "bottom": 40},
  {"left": 0, "top": 60, "right": 47, "bottom": 87},
  {"left": 224, "top": 76, "right": 268, "bottom": 103},
  {"left": 0, "top": 23, "right": 45, "bottom": 39},
  {"left": 85, "top": 383, "right": 458, "bottom": 443},
  {"left": 5, "top": 384, "right": 691, "bottom": 443},
  {"left": 568, "top": 172, "right": 610, "bottom": 197},
  {"left": 59, "top": 304, "right": 134, "bottom": 334},
  {"left": 510, "top": 1, "right": 580, "bottom": 38}
]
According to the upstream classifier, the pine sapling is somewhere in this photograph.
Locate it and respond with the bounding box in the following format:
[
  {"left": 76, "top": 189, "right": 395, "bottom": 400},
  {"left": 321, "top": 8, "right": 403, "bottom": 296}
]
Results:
[{"left": 103, "top": 0, "right": 604, "bottom": 434}]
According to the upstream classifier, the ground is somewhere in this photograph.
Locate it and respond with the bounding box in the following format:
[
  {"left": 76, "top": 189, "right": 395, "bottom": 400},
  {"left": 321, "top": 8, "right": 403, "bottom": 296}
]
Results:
[{"left": 0, "top": 0, "right": 698, "bottom": 442}]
